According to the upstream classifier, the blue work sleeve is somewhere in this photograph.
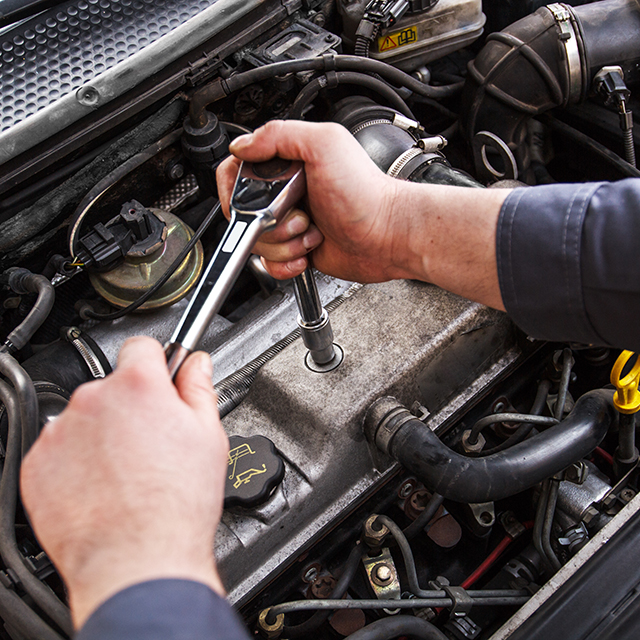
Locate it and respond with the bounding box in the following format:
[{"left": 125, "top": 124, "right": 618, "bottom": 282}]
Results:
[
  {"left": 75, "top": 579, "right": 251, "bottom": 640},
  {"left": 496, "top": 178, "right": 640, "bottom": 351}
]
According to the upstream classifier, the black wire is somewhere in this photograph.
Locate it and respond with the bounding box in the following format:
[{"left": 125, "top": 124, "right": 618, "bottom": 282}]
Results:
[
  {"left": 288, "top": 71, "right": 415, "bottom": 121},
  {"left": 83, "top": 201, "right": 221, "bottom": 321},
  {"left": 540, "top": 114, "right": 640, "bottom": 178}
]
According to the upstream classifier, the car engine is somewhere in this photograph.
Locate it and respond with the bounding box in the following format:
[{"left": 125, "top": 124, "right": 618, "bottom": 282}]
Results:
[{"left": 2, "top": 0, "right": 640, "bottom": 638}]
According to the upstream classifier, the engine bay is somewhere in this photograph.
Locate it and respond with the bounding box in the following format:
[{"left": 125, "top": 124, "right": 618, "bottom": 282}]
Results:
[{"left": 2, "top": 0, "right": 640, "bottom": 638}]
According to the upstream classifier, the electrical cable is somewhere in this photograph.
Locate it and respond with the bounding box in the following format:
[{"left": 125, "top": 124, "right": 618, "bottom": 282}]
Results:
[
  {"left": 461, "top": 535, "right": 513, "bottom": 590},
  {"left": 283, "top": 544, "right": 365, "bottom": 638},
  {"left": 0, "top": 379, "right": 72, "bottom": 636},
  {"left": 540, "top": 115, "right": 640, "bottom": 178},
  {"left": 82, "top": 201, "right": 221, "bottom": 321},
  {"left": 374, "top": 515, "right": 528, "bottom": 602},
  {"left": 288, "top": 71, "right": 415, "bottom": 120},
  {"left": 189, "top": 55, "right": 464, "bottom": 126}
]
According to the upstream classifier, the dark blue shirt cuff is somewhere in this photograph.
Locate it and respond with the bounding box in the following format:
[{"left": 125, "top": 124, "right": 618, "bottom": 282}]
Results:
[
  {"left": 497, "top": 182, "right": 605, "bottom": 345},
  {"left": 76, "top": 579, "right": 251, "bottom": 640}
]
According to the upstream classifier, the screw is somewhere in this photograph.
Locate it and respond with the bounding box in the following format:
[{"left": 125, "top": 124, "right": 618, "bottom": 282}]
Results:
[
  {"left": 325, "top": 34, "right": 334, "bottom": 42},
  {"left": 621, "top": 488, "right": 635, "bottom": 502}
]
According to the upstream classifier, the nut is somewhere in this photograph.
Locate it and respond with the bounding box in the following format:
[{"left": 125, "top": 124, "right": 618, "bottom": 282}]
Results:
[
  {"left": 461, "top": 429, "right": 486, "bottom": 453},
  {"left": 258, "top": 609, "right": 285, "bottom": 639},
  {"left": 363, "top": 514, "right": 389, "bottom": 548}
]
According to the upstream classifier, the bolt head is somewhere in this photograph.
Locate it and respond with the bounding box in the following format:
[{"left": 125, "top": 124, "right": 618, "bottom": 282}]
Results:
[{"left": 372, "top": 563, "right": 394, "bottom": 585}]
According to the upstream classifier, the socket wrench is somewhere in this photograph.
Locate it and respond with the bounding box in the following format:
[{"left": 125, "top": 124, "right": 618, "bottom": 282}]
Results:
[{"left": 165, "top": 158, "right": 305, "bottom": 378}]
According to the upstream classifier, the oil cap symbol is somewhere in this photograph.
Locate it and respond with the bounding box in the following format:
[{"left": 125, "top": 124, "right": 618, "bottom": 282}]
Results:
[{"left": 224, "top": 435, "right": 285, "bottom": 508}]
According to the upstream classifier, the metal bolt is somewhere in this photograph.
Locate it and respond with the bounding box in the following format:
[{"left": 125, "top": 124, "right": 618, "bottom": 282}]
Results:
[
  {"left": 399, "top": 481, "right": 414, "bottom": 499},
  {"left": 66, "top": 327, "right": 81, "bottom": 341},
  {"left": 167, "top": 163, "right": 185, "bottom": 181},
  {"left": 372, "top": 563, "right": 393, "bottom": 585}
]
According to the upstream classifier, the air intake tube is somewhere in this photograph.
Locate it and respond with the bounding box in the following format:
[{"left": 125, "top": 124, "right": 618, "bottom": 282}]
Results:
[
  {"left": 461, "top": 0, "right": 640, "bottom": 181},
  {"left": 364, "top": 389, "right": 615, "bottom": 503}
]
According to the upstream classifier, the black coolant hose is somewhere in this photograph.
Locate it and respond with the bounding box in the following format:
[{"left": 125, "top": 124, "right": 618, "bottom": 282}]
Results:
[
  {"left": 364, "top": 389, "right": 615, "bottom": 503},
  {"left": 0, "top": 379, "right": 72, "bottom": 636},
  {"left": 2, "top": 269, "right": 55, "bottom": 352},
  {"left": 344, "top": 616, "right": 448, "bottom": 640},
  {"left": 461, "top": 0, "right": 640, "bottom": 177}
]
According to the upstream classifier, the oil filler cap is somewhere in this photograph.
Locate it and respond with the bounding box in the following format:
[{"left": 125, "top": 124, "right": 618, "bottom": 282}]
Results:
[{"left": 224, "top": 435, "right": 284, "bottom": 508}]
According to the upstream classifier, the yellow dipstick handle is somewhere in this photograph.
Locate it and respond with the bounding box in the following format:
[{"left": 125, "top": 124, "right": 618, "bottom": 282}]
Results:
[{"left": 611, "top": 350, "right": 640, "bottom": 414}]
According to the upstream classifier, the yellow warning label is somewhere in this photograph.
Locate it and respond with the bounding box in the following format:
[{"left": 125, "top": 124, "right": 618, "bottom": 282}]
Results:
[{"left": 378, "top": 26, "right": 418, "bottom": 52}]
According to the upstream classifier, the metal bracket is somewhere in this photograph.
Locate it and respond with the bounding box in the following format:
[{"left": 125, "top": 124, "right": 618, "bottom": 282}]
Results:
[{"left": 363, "top": 547, "right": 402, "bottom": 614}]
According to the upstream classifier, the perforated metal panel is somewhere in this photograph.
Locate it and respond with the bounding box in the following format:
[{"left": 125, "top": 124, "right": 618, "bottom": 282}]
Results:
[{"left": 0, "top": 0, "right": 219, "bottom": 133}]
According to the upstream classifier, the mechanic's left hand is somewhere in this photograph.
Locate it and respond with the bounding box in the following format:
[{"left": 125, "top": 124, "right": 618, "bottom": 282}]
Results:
[{"left": 20, "top": 337, "right": 229, "bottom": 630}]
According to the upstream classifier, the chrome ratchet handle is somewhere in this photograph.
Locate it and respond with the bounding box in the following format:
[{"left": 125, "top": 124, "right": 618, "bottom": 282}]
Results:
[{"left": 165, "top": 158, "right": 306, "bottom": 379}]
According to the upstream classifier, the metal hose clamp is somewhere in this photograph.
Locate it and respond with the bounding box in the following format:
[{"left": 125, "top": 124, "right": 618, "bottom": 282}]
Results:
[{"left": 547, "top": 3, "right": 582, "bottom": 104}]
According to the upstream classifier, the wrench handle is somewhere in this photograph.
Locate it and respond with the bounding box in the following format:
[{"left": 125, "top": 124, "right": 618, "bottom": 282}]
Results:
[{"left": 165, "top": 213, "right": 270, "bottom": 378}]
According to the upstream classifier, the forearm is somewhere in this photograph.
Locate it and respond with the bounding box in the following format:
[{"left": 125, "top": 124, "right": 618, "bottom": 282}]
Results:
[{"left": 391, "top": 180, "right": 510, "bottom": 310}]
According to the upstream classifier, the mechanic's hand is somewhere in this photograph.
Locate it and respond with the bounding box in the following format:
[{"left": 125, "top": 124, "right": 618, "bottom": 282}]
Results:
[
  {"left": 20, "top": 337, "right": 228, "bottom": 630},
  {"left": 217, "top": 120, "right": 405, "bottom": 282}
]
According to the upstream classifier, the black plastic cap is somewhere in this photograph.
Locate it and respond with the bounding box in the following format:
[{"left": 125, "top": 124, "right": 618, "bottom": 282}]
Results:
[{"left": 224, "top": 435, "right": 285, "bottom": 509}]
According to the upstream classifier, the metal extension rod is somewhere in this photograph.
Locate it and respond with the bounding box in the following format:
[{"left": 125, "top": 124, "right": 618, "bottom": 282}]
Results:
[{"left": 293, "top": 268, "right": 336, "bottom": 366}]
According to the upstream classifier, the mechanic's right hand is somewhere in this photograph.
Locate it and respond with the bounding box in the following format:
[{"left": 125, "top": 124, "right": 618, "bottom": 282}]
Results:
[{"left": 217, "top": 120, "right": 405, "bottom": 283}]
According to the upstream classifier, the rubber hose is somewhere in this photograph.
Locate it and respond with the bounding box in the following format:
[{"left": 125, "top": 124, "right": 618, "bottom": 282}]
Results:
[
  {"left": 365, "top": 389, "right": 615, "bottom": 503},
  {"left": 0, "top": 379, "right": 72, "bottom": 636},
  {"left": 4, "top": 272, "right": 55, "bottom": 351},
  {"left": 0, "top": 584, "right": 64, "bottom": 640},
  {"left": 461, "top": 0, "right": 640, "bottom": 177},
  {"left": 190, "top": 55, "right": 463, "bottom": 126},
  {"left": 344, "top": 615, "right": 448, "bottom": 640},
  {"left": 0, "top": 352, "right": 40, "bottom": 457},
  {"left": 289, "top": 71, "right": 415, "bottom": 120}
]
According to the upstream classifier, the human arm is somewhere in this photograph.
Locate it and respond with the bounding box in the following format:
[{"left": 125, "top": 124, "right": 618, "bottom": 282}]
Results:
[
  {"left": 20, "top": 337, "right": 248, "bottom": 638},
  {"left": 217, "top": 120, "right": 640, "bottom": 351},
  {"left": 216, "top": 120, "right": 510, "bottom": 310}
]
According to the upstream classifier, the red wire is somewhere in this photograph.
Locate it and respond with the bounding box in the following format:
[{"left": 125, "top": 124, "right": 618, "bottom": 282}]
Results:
[
  {"left": 461, "top": 535, "right": 512, "bottom": 589},
  {"left": 460, "top": 520, "right": 534, "bottom": 590},
  {"left": 595, "top": 446, "right": 614, "bottom": 466}
]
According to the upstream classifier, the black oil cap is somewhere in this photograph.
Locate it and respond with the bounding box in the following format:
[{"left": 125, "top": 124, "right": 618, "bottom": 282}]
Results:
[{"left": 224, "top": 435, "right": 284, "bottom": 509}]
